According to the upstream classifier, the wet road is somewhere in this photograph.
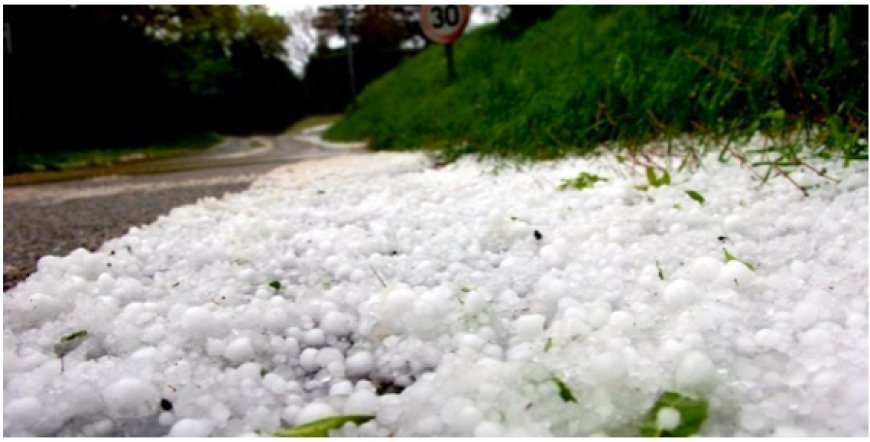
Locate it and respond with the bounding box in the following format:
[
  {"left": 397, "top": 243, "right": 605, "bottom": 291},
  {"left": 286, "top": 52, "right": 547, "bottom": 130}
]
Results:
[{"left": 3, "top": 125, "right": 365, "bottom": 290}]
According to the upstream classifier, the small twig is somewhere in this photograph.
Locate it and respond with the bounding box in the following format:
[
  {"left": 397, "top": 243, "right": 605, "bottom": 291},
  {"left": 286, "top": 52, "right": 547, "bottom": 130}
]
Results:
[
  {"left": 773, "top": 163, "right": 810, "bottom": 197},
  {"left": 369, "top": 265, "right": 387, "bottom": 288},
  {"left": 799, "top": 160, "right": 840, "bottom": 182}
]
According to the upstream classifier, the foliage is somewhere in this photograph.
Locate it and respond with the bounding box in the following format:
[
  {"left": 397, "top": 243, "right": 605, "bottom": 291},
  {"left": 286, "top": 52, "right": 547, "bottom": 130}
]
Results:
[
  {"left": 645, "top": 167, "right": 671, "bottom": 188},
  {"left": 551, "top": 377, "right": 578, "bottom": 403},
  {"left": 685, "top": 190, "right": 706, "bottom": 204},
  {"left": 557, "top": 172, "right": 608, "bottom": 191},
  {"left": 274, "top": 415, "right": 375, "bottom": 437},
  {"left": 639, "top": 391, "right": 708, "bottom": 437},
  {"left": 325, "top": 6, "right": 867, "bottom": 164},
  {"left": 723, "top": 248, "right": 756, "bottom": 271},
  {"left": 5, "top": 5, "right": 304, "bottom": 174},
  {"left": 12, "top": 132, "right": 223, "bottom": 172}
]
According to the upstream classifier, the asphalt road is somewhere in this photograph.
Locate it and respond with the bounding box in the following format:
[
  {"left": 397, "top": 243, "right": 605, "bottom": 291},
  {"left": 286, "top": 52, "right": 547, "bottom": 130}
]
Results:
[{"left": 3, "top": 126, "right": 364, "bottom": 290}]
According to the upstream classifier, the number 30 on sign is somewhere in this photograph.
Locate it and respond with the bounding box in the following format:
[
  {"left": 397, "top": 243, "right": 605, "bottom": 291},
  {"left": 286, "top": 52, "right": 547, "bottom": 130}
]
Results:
[{"left": 420, "top": 5, "right": 471, "bottom": 44}]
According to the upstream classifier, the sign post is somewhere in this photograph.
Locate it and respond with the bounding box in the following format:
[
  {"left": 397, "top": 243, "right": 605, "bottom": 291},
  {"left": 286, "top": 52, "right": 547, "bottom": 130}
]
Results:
[{"left": 420, "top": 5, "right": 471, "bottom": 82}]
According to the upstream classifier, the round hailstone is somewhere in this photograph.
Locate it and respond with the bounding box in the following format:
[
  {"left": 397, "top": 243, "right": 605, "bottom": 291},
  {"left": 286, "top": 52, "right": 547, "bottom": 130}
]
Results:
[
  {"left": 687, "top": 257, "right": 723, "bottom": 282},
  {"left": 295, "top": 402, "right": 336, "bottom": 425},
  {"left": 263, "top": 373, "right": 287, "bottom": 394},
  {"left": 316, "top": 347, "right": 344, "bottom": 368},
  {"left": 181, "top": 306, "right": 214, "bottom": 334},
  {"left": 5, "top": 396, "right": 42, "bottom": 430},
  {"left": 304, "top": 329, "right": 326, "bottom": 347},
  {"left": 790, "top": 302, "right": 818, "bottom": 329},
  {"left": 716, "top": 261, "right": 755, "bottom": 288},
  {"left": 656, "top": 407, "right": 681, "bottom": 431},
  {"left": 168, "top": 418, "right": 212, "bottom": 437},
  {"left": 299, "top": 348, "right": 320, "bottom": 372},
  {"left": 224, "top": 337, "right": 256, "bottom": 364},
  {"left": 321, "top": 312, "right": 350, "bottom": 336},
  {"left": 102, "top": 378, "right": 160, "bottom": 418},
  {"left": 674, "top": 351, "right": 716, "bottom": 391},
  {"left": 344, "top": 389, "right": 378, "bottom": 415},
  {"left": 345, "top": 351, "right": 375, "bottom": 378},
  {"left": 663, "top": 279, "right": 700, "bottom": 308},
  {"left": 514, "top": 314, "right": 546, "bottom": 340},
  {"left": 474, "top": 421, "right": 505, "bottom": 437}
]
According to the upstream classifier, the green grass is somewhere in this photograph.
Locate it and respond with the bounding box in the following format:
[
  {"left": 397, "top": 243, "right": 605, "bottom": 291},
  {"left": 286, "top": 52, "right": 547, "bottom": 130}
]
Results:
[
  {"left": 12, "top": 132, "right": 224, "bottom": 173},
  {"left": 325, "top": 6, "right": 867, "bottom": 164}
]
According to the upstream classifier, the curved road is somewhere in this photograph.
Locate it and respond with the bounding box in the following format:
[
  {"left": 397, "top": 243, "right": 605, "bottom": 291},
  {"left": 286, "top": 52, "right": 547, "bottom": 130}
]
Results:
[{"left": 3, "top": 125, "right": 365, "bottom": 290}]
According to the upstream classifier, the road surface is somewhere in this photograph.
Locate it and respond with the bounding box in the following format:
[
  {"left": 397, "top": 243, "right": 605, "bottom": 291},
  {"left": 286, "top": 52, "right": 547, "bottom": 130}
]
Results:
[{"left": 3, "top": 125, "right": 365, "bottom": 290}]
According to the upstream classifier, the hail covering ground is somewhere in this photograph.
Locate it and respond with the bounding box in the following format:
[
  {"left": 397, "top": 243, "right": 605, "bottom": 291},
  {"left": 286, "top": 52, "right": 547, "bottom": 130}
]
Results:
[{"left": 3, "top": 140, "right": 868, "bottom": 437}]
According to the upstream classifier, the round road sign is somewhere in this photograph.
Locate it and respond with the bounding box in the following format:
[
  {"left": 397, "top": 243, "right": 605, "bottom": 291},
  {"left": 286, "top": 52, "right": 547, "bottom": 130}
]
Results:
[{"left": 420, "top": 5, "right": 471, "bottom": 44}]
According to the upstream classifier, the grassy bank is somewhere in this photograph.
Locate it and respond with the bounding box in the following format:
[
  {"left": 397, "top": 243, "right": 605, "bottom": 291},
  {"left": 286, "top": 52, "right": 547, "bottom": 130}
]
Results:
[
  {"left": 325, "top": 6, "right": 867, "bottom": 164},
  {"left": 8, "top": 132, "right": 224, "bottom": 174}
]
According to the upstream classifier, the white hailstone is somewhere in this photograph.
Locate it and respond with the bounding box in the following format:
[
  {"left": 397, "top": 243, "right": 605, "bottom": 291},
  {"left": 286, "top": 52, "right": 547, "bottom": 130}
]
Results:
[
  {"left": 514, "top": 314, "right": 546, "bottom": 339},
  {"left": 412, "top": 415, "right": 444, "bottom": 436},
  {"left": 344, "top": 389, "right": 378, "bottom": 415},
  {"left": 674, "top": 351, "right": 716, "bottom": 391},
  {"left": 304, "top": 329, "right": 327, "bottom": 347},
  {"left": 181, "top": 306, "right": 214, "bottom": 334},
  {"left": 330, "top": 380, "right": 354, "bottom": 396},
  {"left": 723, "top": 214, "right": 746, "bottom": 234},
  {"left": 350, "top": 268, "right": 366, "bottom": 282},
  {"left": 790, "top": 302, "right": 818, "bottom": 329},
  {"left": 539, "top": 245, "right": 565, "bottom": 267},
  {"left": 168, "top": 418, "right": 212, "bottom": 437},
  {"left": 464, "top": 291, "right": 487, "bottom": 313},
  {"left": 772, "top": 426, "right": 808, "bottom": 437},
  {"left": 158, "top": 412, "right": 175, "bottom": 426},
  {"left": 474, "top": 421, "right": 505, "bottom": 437},
  {"left": 262, "top": 373, "right": 287, "bottom": 394},
  {"left": 316, "top": 347, "right": 344, "bottom": 368},
  {"left": 608, "top": 310, "right": 634, "bottom": 329},
  {"left": 789, "top": 260, "right": 811, "bottom": 279},
  {"left": 130, "top": 346, "right": 158, "bottom": 360},
  {"left": 102, "top": 378, "right": 160, "bottom": 418},
  {"left": 656, "top": 407, "right": 681, "bottom": 431},
  {"left": 224, "top": 337, "right": 256, "bottom": 364},
  {"left": 237, "top": 362, "right": 263, "bottom": 379},
  {"left": 506, "top": 344, "right": 533, "bottom": 361},
  {"left": 457, "top": 333, "right": 486, "bottom": 350},
  {"left": 591, "top": 351, "right": 626, "bottom": 382},
  {"left": 345, "top": 351, "right": 375, "bottom": 378},
  {"left": 453, "top": 405, "right": 484, "bottom": 432},
  {"left": 295, "top": 402, "right": 337, "bottom": 425},
  {"left": 210, "top": 402, "right": 232, "bottom": 424},
  {"left": 263, "top": 309, "right": 289, "bottom": 331},
  {"left": 205, "top": 338, "right": 226, "bottom": 357},
  {"left": 663, "top": 279, "right": 700, "bottom": 308},
  {"left": 299, "top": 348, "right": 320, "bottom": 372},
  {"left": 22, "top": 293, "right": 62, "bottom": 322},
  {"left": 321, "top": 311, "right": 350, "bottom": 336},
  {"left": 383, "top": 287, "right": 416, "bottom": 318},
  {"left": 5, "top": 396, "right": 42, "bottom": 430},
  {"left": 587, "top": 302, "right": 612, "bottom": 329},
  {"left": 281, "top": 405, "right": 302, "bottom": 426},
  {"left": 716, "top": 261, "right": 755, "bottom": 288},
  {"left": 687, "top": 257, "right": 723, "bottom": 282},
  {"left": 798, "top": 327, "right": 832, "bottom": 349},
  {"left": 846, "top": 313, "right": 867, "bottom": 330}
]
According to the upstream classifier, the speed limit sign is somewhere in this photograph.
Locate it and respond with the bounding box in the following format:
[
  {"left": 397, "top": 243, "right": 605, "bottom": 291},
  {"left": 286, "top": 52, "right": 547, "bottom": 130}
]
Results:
[{"left": 420, "top": 5, "right": 471, "bottom": 44}]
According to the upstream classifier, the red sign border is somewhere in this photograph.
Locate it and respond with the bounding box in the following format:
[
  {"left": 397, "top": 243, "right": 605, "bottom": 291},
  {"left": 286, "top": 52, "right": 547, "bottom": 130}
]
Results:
[{"left": 420, "top": 5, "right": 471, "bottom": 44}]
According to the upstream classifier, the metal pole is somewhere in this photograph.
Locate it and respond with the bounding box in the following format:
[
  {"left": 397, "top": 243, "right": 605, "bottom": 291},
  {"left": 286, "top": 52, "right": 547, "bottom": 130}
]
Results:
[
  {"left": 445, "top": 42, "right": 456, "bottom": 82},
  {"left": 343, "top": 6, "right": 358, "bottom": 108}
]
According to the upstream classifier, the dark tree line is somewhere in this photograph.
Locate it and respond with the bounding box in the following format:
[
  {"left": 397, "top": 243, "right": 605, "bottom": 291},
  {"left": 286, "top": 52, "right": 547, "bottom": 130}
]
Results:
[{"left": 4, "top": 5, "right": 306, "bottom": 171}]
